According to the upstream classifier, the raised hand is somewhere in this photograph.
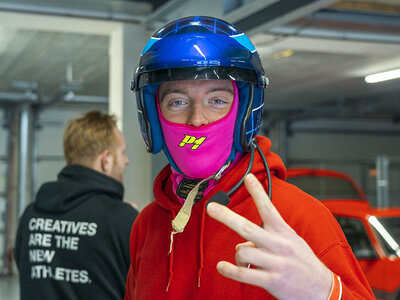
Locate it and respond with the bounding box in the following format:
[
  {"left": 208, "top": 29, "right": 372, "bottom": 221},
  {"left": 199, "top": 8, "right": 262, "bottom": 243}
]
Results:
[{"left": 206, "top": 173, "right": 333, "bottom": 300}]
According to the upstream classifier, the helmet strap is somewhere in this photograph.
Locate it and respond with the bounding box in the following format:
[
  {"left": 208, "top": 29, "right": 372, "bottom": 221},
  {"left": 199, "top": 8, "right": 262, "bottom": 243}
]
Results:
[{"left": 170, "top": 161, "right": 231, "bottom": 234}]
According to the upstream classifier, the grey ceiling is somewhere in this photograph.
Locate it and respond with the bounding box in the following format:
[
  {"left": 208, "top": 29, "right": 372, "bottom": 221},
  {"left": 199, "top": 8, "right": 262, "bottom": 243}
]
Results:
[
  {"left": 0, "top": 0, "right": 399, "bottom": 124},
  {"left": 0, "top": 30, "right": 109, "bottom": 97}
]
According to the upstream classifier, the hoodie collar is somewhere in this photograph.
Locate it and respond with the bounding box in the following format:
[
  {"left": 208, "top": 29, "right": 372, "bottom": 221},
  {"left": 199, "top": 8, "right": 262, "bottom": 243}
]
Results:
[{"left": 34, "top": 164, "right": 124, "bottom": 213}]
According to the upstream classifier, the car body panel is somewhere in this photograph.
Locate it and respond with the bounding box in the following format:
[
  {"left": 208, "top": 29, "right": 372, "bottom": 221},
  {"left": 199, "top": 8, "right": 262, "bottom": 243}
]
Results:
[{"left": 286, "top": 168, "right": 400, "bottom": 300}]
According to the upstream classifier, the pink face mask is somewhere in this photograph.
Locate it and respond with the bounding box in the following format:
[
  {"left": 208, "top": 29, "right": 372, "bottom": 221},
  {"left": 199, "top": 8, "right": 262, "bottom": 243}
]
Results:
[{"left": 157, "top": 81, "right": 239, "bottom": 179}]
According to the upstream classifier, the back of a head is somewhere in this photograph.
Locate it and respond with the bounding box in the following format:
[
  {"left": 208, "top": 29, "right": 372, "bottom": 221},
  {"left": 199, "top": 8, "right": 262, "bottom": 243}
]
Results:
[{"left": 63, "top": 111, "right": 117, "bottom": 167}]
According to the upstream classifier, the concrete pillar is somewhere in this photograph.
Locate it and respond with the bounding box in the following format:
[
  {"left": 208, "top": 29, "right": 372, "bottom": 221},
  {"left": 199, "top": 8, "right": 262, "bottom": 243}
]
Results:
[
  {"left": 5, "top": 107, "right": 18, "bottom": 275},
  {"left": 376, "top": 154, "right": 389, "bottom": 208},
  {"left": 18, "top": 103, "right": 33, "bottom": 216}
]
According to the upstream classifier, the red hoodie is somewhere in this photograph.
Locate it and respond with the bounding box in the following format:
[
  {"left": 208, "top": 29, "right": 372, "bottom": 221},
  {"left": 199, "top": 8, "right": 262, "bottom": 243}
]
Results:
[{"left": 125, "top": 136, "right": 374, "bottom": 299}]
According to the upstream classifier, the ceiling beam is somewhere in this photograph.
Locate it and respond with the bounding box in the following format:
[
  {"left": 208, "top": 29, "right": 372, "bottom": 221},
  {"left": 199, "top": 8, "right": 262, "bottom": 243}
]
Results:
[
  {"left": 268, "top": 25, "right": 400, "bottom": 44},
  {"left": 263, "top": 8, "right": 400, "bottom": 47},
  {"left": 0, "top": 0, "right": 151, "bottom": 23},
  {"left": 0, "top": 92, "right": 37, "bottom": 102},
  {"left": 264, "top": 100, "right": 400, "bottom": 122},
  {"left": 0, "top": 11, "right": 121, "bottom": 35},
  {"left": 143, "top": 0, "right": 226, "bottom": 30},
  {"left": 310, "top": 8, "right": 400, "bottom": 27},
  {"left": 143, "top": 0, "right": 187, "bottom": 28},
  {"left": 232, "top": 0, "right": 338, "bottom": 35},
  {"left": 332, "top": 1, "right": 400, "bottom": 14},
  {"left": 288, "top": 118, "right": 400, "bottom": 135},
  {"left": 223, "top": 0, "right": 280, "bottom": 23},
  {"left": 0, "top": 91, "right": 107, "bottom": 105}
]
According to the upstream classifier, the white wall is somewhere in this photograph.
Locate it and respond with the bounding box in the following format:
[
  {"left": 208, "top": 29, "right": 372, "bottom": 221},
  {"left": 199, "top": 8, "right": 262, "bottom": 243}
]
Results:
[
  {"left": 109, "top": 23, "right": 151, "bottom": 210},
  {"left": 34, "top": 104, "right": 108, "bottom": 194}
]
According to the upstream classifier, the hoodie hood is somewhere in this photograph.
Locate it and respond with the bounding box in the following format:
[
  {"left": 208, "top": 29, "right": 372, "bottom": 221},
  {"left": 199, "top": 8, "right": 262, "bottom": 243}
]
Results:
[
  {"left": 153, "top": 135, "right": 286, "bottom": 213},
  {"left": 34, "top": 165, "right": 124, "bottom": 213}
]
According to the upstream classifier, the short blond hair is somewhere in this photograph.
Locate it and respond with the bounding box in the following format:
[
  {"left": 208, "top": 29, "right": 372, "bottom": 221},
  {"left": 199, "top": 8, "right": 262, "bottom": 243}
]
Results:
[{"left": 63, "top": 111, "right": 117, "bottom": 166}]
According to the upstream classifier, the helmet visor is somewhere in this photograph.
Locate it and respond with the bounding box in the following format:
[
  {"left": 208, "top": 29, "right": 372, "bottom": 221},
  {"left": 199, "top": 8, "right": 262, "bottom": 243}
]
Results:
[{"left": 134, "top": 66, "right": 261, "bottom": 91}]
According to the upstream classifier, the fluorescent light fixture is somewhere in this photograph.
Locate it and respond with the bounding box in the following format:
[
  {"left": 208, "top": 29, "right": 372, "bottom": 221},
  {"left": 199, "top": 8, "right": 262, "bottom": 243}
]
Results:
[
  {"left": 273, "top": 49, "right": 294, "bottom": 60},
  {"left": 365, "top": 68, "right": 400, "bottom": 83}
]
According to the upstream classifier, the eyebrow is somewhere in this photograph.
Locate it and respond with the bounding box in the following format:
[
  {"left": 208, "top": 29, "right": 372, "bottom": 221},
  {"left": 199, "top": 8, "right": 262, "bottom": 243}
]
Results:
[
  {"left": 208, "top": 87, "right": 234, "bottom": 95},
  {"left": 160, "top": 86, "right": 234, "bottom": 102}
]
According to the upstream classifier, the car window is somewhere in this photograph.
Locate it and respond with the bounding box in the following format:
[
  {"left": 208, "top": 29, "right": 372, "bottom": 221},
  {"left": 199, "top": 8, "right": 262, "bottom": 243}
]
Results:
[
  {"left": 287, "top": 176, "right": 361, "bottom": 200},
  {"left": 336, "top": 217, "right": 376, "bottom": 259},
  {"left": 369, "top": 216, "right": 400, "bottom": 257}
]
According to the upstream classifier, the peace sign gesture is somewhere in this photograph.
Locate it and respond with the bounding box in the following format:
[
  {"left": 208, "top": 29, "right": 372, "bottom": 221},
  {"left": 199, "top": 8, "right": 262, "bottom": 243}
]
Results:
[{"left": 206, "top": 173, "right": 333, "bottom": 300}]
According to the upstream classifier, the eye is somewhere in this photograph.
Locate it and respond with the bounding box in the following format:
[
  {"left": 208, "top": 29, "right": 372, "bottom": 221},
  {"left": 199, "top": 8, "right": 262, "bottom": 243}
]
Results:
[
  {"left": 170, "top": 100, "right": 186, "bottom": 107},
  {"left": 163, "top": 97, "right": 189, "bottom": 112},
  {"left": 211, "top": 99, "right": 225, "bottom": 105}
]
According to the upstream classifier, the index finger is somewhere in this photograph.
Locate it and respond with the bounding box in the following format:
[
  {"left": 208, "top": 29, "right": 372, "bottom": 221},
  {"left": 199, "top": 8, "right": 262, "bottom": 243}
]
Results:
[
  {"left": 244, "top": 173, "right": 287, "bottom": 232},
  {"left": 206, "top": 201, "right": 267, "bottom": 248}
]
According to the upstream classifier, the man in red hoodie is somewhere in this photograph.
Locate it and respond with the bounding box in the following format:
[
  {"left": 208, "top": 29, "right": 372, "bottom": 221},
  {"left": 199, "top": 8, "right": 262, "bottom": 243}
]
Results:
[{"left": 125, "top": 16, "right": 375, "bottom": 300}]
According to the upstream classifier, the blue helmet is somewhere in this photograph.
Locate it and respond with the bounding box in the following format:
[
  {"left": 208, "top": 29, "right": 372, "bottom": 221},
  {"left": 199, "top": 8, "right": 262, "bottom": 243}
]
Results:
[{"left": 132, "top": 16, "right": 268, "bottom": 159}]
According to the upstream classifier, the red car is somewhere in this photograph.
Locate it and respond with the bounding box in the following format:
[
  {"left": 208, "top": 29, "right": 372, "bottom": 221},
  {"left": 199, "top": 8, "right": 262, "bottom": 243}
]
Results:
[{"left": 287, "top": 168, "right": 400, "bottom": 300}]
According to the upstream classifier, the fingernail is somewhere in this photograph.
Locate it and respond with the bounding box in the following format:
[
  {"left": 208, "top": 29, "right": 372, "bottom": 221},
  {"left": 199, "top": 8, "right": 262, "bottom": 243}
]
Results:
[
  {"left": 246, "top": 173, "right": 255, "bottom": 182},
  {"left": 206, "top": 202, "right": 219, "bottom": 214}
]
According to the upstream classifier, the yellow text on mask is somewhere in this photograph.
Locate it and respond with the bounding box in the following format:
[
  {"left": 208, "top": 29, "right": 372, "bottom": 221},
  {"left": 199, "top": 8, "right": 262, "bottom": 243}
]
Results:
[{"left": 179, "top": 135, "right": 207, "bottom": 150}]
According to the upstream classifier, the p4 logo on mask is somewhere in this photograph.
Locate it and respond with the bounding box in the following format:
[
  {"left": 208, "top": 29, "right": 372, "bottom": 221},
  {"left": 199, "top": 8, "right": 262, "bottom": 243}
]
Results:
[{"left": 179, "top": 135, "right": 207, "bottom": 150}]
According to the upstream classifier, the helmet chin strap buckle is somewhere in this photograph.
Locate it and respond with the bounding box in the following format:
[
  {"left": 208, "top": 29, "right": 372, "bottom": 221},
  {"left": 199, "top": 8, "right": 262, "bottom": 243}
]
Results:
[
  {"left": 170, "top": 161, "right": 232, "bottom": 236},
  {"left": 213, "top": 161, "right": 231, "bottom": 180}
]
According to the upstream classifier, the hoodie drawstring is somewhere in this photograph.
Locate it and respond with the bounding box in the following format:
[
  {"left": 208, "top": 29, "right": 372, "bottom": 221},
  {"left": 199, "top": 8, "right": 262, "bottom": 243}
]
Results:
[
  {"left": 197, "top": 203, "right": 207, "bottom": 288},
  {"left": 166, "top": 210, "right": 176, "bottom": 292},
  {"left": 167, "top": 163, "right": 231, "bottom": 292}
]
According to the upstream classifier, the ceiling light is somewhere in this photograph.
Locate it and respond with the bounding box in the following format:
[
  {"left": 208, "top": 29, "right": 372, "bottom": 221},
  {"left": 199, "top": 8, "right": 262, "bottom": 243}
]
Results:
[
  {"left": 273, "top": 49, "right": 294, "bottom": 60},
  {"left": 365, "top": 68, "right": 400, "bottom": 83}
]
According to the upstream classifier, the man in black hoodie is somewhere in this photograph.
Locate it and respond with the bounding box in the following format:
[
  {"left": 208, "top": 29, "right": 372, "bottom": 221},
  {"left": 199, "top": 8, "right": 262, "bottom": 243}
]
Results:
[{"left": 14, "top": 111, "right": 138, "bottom": 300}]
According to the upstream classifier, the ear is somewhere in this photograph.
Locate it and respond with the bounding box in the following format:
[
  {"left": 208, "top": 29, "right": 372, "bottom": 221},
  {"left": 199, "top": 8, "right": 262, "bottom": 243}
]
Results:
[{"left": 99, "top": 149, "right": 114, "bottom": 175}]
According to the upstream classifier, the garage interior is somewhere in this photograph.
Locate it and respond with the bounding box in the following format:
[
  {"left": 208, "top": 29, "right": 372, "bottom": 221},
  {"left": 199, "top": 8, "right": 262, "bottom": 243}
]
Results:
[{"left": 0, "top": 0, "right": 399, "bottom": 298}]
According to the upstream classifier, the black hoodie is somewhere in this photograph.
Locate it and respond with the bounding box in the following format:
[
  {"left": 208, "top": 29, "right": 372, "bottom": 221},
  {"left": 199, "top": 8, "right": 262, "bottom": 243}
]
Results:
[{"left": 14, "top": 165, "right": 138, "bottom": 300}]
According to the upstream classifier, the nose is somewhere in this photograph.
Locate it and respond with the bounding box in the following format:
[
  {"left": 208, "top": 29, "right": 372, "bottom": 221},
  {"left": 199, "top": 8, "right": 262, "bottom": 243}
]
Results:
[
  {"left": 125, "top": 155, "right": 130, "bottom": 165},
  {"left": 187, "top": 103, "right": 208, "bottom": 126}
]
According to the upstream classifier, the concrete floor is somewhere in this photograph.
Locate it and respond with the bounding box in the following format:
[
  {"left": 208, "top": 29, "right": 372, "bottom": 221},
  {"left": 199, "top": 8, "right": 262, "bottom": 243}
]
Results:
[{"left": 0, "top": 275, "right": 19, "bottom": 300}]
